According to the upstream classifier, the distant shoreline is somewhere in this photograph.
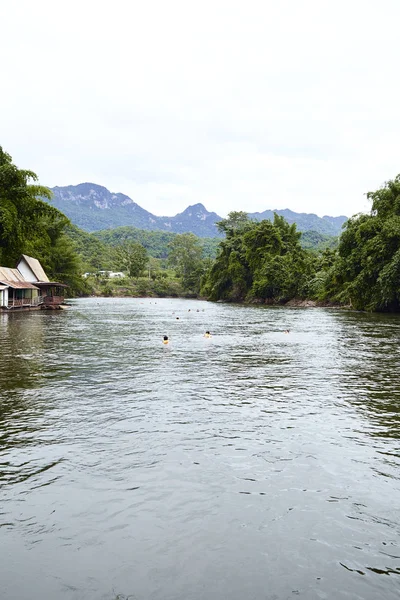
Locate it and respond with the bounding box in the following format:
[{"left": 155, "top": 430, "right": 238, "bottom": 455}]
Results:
[{"left": 78, "top": 294, "right": 347, "bottom": 308}]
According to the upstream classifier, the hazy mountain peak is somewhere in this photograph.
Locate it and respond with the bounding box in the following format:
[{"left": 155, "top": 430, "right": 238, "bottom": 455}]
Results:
[
  {"left": 176, "top": 203, "right": 219, "bottom": 219},
  {"left": 46, "top": 182, "right": 347, "bottom": 237}
]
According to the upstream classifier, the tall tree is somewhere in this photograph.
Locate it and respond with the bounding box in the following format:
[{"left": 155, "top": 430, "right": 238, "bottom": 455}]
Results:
[
  {"left": 0, "top": 147, "right": 84, "bottom": 292},
  {"left": 114, "top": 241, "right": 147, "bottom": 278},
  {"left": 167, "top": 233, "right": 204, "bottom": 290},
  {"left": 326, "top": 175, "right": 400, "bottom": 311},
  {"left": 0, "top": 147, "right": 58, "bottom": 264},
  {"left": 216, "top": 211, "right": 253, "bottom": 236},
  {"left": 203, "top": 213, "right": 312, "bottom": 302}
]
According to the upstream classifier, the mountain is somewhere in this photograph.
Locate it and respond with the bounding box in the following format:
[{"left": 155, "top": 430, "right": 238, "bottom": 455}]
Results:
[
  {"left": 161, "top": 203, "right": 222, "bottom": 237},
  {"left": 47, "top": 183, "right": 347, "bottom": 237},
  {"left": 248, "top": 208, "right": 347, "bottom": 236},
  {"left": 48, "top": 183, "right": 222, "bottom": 237}
]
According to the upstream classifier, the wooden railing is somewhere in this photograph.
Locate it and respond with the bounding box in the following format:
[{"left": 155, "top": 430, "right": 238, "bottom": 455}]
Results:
[
  {"left": 8, "top": 298, "right": 31, "bottom": 307},
  {"left": 5, "top": 295, "right": 65, "bottom": 309},
  {"left": 7, "top": 296, "right": 43, "bottom": 308}
]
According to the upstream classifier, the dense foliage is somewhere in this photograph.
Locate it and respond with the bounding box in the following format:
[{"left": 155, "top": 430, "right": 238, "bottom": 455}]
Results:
[
  {"left": 167, "top": 233, "right": 212, "bottom": 292},
  {"left": 300, "top": 230, "right": 338, "bottom": 252},
  {"left": 322, "top": 175, "right": 400, "bottom": 311},
  {"left": 114, "top": 241, "right": 148, "bottom": 278},
  {"left": 65, "top": 224, "right": 115, "bottom": 271},
  {"left": 201, "top": 212, "right": 315, "bottom": 302},
  {"left": 92, "top": 226, "right": 220, "bottom": 259},
  {"left": 0, "top": 148, "right": 85, "bottom": 292},
  {"left": 199, "top": 176, "right": 400, "bottom": 311},
  {"left": 65, "top": 226, "right": 215, "bottom": 293}
]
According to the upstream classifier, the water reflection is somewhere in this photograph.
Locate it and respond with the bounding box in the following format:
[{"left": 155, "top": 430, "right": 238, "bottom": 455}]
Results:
[
  {"left": 0, "top": 311, "right": 46, "bottom": 392},
  {"left": 333, "top": 311, "right": 400, "bottom": 440}
]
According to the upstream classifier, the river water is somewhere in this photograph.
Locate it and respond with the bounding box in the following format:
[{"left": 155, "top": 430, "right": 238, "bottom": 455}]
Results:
[{"left": 0, "top": 298, "right": 399, "bottom": 600}]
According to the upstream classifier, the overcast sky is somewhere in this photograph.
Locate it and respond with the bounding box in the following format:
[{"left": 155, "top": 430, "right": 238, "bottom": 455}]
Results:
[{"left": 1, "top": 0, "right": 399, "bottom": 218}]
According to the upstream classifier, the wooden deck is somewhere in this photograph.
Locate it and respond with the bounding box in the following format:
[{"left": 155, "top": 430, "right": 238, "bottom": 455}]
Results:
[{"left": 4, "top": 295, "right": 65, "bottom": 310}]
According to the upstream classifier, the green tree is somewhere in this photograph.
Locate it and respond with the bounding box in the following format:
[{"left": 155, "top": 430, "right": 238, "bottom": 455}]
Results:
[
  {"left": 202, "top": 213, "right": 315, "bottom": 303},
  {"left": 114, "top": 241, "right": 148, "bottom": 278},
  {"left": 244, "top": 215, "right": 310, "bottom": 301},
  {"left": 324, "top": 175, "right": 400, "bottom": 311},
  {"left": 168, "top": 233, "right": 204, "bottom": 290},
  {"left": 0, "top": 147, "right": 58, "bottom": 264},
  {"left": 216, "top": 211, "right": 253, "bottom": 236},
  {"left": 0, "top": 147, "right": 84, "bottom": 293},
  {"left": 202, "top": 212, "right": 254, "bottom": 301},
  {"left": 307, "top": 248, "right": 337, "bottom": 299}
]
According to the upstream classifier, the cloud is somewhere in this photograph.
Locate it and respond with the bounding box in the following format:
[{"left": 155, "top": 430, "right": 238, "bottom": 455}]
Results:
[{"left": 1, "top": 0, "right": 399, "bottom": 218}]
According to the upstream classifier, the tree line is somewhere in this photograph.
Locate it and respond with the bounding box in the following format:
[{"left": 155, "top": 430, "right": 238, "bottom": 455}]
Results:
[
  {"left": 199, "top": 177, "right": 400, "bottom": 311},
  {"left": 1, "top": 146, "right": 399, "bottom": 311}
]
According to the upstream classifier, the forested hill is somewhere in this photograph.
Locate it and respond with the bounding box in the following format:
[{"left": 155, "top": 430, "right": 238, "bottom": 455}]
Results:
[
  {"left": 47, "top": 182, "right": 347, "bottom": 237},
  {"left": 65, "top": 224, "right": 337, "bottom": 274}
]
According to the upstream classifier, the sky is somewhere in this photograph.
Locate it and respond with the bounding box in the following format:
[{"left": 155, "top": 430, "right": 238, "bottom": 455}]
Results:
[{"left": 1, "top": 0, "right": 400, "bottom": 219}]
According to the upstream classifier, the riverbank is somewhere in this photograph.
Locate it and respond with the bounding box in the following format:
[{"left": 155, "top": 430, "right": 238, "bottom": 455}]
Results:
[
  {"left": 81, "top": 290, "right": 347, "bottom": 309},
  {"left": 78, "top": 274, "right": 349, "bottom": 307},
  {"left": 80, "top": 274, "right": 187, "bottom": 299},
  {"left": 235, "top": 297, "right": 348, "bottom": 309}
]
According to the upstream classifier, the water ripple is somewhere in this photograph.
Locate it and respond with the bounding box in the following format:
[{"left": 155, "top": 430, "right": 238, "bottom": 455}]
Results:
[{"left": 0, "top": 299, "right": 399, "bottom": 600}]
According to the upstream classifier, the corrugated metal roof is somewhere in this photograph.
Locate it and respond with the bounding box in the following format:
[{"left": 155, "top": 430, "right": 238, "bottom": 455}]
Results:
[
  {"left": 20, "top": 255, "right": 49, "bottom": 282},
  {"left": 0, "top": 257, "right": 63, "bottom": 291},
  {"left": 0, "top": 280, "right": 40, "bottom": 290},
  {"left": 0, "top": 267, "right": 26, "bottom": 282}
]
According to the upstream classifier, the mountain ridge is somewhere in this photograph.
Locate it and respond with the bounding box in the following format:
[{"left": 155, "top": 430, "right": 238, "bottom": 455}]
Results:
[
  {"left": 248, "top": 208, "right": 347, "bottom": 236},
  {"left": 46, "top": 182, "right": 347, "bottom": 237}
]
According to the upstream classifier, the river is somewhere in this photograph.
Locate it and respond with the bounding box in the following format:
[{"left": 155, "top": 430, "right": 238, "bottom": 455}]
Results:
[{"left": 0, "top": 298, "right": 399, "bottom": 600}]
